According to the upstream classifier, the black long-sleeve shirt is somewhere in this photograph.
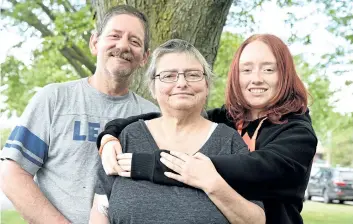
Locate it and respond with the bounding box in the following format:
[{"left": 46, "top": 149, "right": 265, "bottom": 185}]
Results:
[{"left": 97, "top": 105, "right": 317, "bottom": 224}]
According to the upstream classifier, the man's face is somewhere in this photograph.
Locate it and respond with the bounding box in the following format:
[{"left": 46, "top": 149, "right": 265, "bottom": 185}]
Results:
[{"left": 90, "top": 14, "right": 148, "bottom": 79}]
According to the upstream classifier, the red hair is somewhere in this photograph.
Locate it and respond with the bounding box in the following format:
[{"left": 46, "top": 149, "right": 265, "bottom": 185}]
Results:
[{"left": 225, "top": 34, "right": 308, "bottom": 128}]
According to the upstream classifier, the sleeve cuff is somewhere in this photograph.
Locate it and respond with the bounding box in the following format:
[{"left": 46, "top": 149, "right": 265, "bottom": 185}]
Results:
[
  {"left": 131, "top": 150, "right": 186, "bottom": 187},
  {"left": 131, "top": 152, "right": 155, "bottom": 181}
]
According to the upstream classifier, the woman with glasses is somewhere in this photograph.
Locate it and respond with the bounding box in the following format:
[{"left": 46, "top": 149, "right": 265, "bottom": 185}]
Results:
[
  {"left": 96, "top": 34, "right": 317, "bottom": 224},
  {"left": 89, "top": 39, "right": 265, "bottom": 224}
]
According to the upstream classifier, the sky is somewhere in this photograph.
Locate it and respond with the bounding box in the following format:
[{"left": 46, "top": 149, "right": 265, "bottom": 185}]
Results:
[{"left": 1, "top": 0, "right": 352, "bottom": 128}]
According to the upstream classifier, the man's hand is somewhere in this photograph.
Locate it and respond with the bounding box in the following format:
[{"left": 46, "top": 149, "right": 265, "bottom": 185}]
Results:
[{"left": 161, "top": 151, "right": 222, "bottom": 193}]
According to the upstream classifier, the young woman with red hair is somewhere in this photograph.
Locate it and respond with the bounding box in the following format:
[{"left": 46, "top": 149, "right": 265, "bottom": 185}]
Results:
[{"left": 97, "top": 34, "right": 317, "bottom": 224}]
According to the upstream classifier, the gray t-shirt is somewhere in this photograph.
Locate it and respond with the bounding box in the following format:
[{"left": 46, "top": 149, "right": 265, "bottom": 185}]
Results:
[
  {"left": 1, "top": 78, "right": 159, "bottom": 224},
  {"left": 96, "top": 120, "right": 263, "bottom": 224}
]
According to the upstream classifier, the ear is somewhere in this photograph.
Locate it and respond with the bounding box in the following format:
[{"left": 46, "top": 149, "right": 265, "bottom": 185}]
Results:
[
  {"left": 89, "top": 32, "right": 99, "bottom": 56},
  {"left": 140, "top": 49, "right": 150, "bottom": 67}
]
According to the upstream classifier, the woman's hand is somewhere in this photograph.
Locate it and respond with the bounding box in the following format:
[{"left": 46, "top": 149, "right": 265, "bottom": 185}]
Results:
[
  {"left": 101, "top": 140, "right": 123, "bottom": 175},
  {"left": 101, "top": 140, "right": 132, "bottom": 177},
  {"left": 161, "top": 151, "right": 222, "bottom": 193},
  {"left": 116, "top": 153, "right": 132, "bottom": 177}
]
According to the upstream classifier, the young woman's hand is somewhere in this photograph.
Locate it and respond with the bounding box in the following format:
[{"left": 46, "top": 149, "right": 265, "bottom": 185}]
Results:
[
  {"left": 101, "top": 140, "right": 123, "bottom": 175},
  {"left": 161, "top": 151, "right": 222, "bottom": 193}
]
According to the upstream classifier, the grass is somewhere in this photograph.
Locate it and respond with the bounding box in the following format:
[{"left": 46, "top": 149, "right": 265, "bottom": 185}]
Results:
[
  {"left": 0, "top": 210, "right": 26, "bottom": 224},
  {"left": 1, "top": 200, "right": 352, "bottom": 224},
  {"left": 302, "top": 200, "right": 353, "bottom": 224}
]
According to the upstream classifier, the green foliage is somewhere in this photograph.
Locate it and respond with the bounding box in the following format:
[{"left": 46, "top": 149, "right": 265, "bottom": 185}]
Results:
[
  {"left": 1, "top": 0, "right": 94, "bottom": 115},
  {"left": 278, "top": 0, "right": 353, "bottom": 76},
  {"left": 1, "top": 57, "right": 28, "bottom": 115},
  {"left": 0, "top": 128, "right": 12, "bottom": 149},
  {"left": 295, "top": 57, "right": 335, "bottom": 138},
  {"left": 208, "top": 32, "right": 243, "bottom": 109},
  {"left": 1, "top": 52, "right": 80, "bottom": 115},
  {"left": 295, "top": 57, "right": 353, "bottom": 166},
  {"left": 330, "top": 114, "right": 353, "bottom": 166}
]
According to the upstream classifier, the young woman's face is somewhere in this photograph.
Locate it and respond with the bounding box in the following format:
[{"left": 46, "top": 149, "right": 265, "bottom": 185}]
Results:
[
  {"left": 154, "top": 52, "right": 208, "bottom": 112},
  {"left": 239, "top": 41, "right": 279, "bottom": 116}
]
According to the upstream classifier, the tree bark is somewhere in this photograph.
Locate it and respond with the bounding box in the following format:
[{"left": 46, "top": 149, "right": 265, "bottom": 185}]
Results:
[
  {"left": 91, "top": 0, "right": 232, "bottom": 65},
  {"left": 91, "top": 0, "right": 232, "bottom": 97}
]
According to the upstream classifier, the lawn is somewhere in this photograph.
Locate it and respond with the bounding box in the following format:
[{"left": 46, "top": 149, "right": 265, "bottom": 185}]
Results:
[
  {"left": 0, "top": 210, "right": 26, "bottom": 224},
  {"left": 1, "top": 200, "right": 352, "bottom": 224},
  {"left": 302, "top": 200, "right": 353, "bottom": 224}
]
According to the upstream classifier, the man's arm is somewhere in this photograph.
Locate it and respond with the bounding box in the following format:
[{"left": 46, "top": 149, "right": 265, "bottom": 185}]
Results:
[
  {"left": 0, "top": 160, "right": 70, "bottom": 224},
  {"left": 0, "top": 84, "right": 71, "bottom": 223},
  {"left": 89, "top": 194, "right": 110, "bottom": 224}
]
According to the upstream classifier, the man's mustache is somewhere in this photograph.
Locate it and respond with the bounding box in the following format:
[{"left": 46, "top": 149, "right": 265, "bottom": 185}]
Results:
[{"left": 109, "top": 49, "right": 134, "bottom": 61}]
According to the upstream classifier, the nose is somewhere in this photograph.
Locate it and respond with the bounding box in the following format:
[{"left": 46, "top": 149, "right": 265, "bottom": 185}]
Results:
[
  {"left": 251, "top": 70, "right": 264, "bottom": 84},
  {"left": 115, "top": 35, "right": 130, "bottom": 52},
  {"left": 176, "top": 74, "right": 188, "bottom": 88}
]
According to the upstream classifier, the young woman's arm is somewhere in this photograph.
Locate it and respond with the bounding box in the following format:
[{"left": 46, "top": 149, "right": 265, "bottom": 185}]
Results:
[
  {"left": 96, "top": 112, "right": 160, "bottom": 148},
  {"left": 97, "top": 107, "right": 317, "bottom": 200},
  {"left": 132, "top": 123, "right": 317, "bottom": 200}
]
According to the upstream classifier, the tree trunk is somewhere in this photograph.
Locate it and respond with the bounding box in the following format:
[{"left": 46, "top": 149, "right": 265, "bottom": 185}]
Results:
[{"left": 91, "top": 0, "right": 232, "bottom": 98}]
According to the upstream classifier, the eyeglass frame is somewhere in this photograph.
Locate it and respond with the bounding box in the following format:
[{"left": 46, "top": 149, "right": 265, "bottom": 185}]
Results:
[{"left": 153, "top": 70, "right": 206, "bottom": 83}]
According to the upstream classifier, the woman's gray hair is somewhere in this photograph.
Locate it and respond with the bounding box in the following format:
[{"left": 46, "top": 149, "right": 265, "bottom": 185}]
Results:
[{"left": 146, "top": 39, "right": 214, "bottom": 96}]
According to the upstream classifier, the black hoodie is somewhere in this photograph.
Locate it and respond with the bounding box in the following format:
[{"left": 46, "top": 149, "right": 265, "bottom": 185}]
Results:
[{"left": 97, "top": 105, "right": 317, "bottom": 224}]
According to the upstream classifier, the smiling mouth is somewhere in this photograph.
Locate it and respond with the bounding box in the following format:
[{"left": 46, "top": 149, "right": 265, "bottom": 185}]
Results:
[
  {"left": 248, "top": 88, "right": 267, "bottom": 93},
  {"left": 110, "top": 53, "right": 132, "bottom": 62},
  {"left": 172, "top": 93, "right": 193, "bottom": 96}
]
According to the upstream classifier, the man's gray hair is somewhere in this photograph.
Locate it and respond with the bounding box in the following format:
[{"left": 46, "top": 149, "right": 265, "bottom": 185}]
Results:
[
  {"left": 96, "top": 5, "right": 150, "bottom": 52},
  {"left": 146, "top": 39, "right": 214, "bottom": 96}
]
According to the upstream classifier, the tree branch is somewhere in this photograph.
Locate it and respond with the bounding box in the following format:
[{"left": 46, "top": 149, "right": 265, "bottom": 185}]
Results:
[
  {"left": 60, "top": 48, "right": 90, "bottom": 78},
  {"left": 8, "top": 0, "right": 95, "bottom": 76},
  {"left": 8, "top": 0, "right": 54, "bottom": 37},
  {"left": 62, "top": 0, "right": 77, "bottom": 12},
  {"left": 36, "top": 1, "right": 56, "bottom": 21},
  {"left": 70, "top": 45, "right": 96, "bottom": 73}
]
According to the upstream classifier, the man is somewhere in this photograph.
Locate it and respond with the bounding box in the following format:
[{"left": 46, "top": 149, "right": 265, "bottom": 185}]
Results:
[{"left": 0, "top": 5, "right": 158, "bottom": 224}]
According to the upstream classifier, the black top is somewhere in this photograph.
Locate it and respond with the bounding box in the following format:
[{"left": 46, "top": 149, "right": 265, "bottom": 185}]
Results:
[{"left": 97, "top": 105, "right": 317, "bottom": 224}]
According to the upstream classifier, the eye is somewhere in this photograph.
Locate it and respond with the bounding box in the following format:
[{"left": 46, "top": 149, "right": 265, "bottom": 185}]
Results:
[
  {"left": 162, "top": 72, "right": 177, "bottom": 79},
  {"left": 131, "top": 39, "right": 141, "bottom": 47},
  {"left": 263, "top": 68, "right": 275, "bottom": 73},
  {"left": 109, "top": 34, "right": 121, "bottom": 39},
  {"left": 188, "top": 71, "right": 202, "bottom": 77},
  {"left": 240, "top": 68, "right": 251, "bottom": 73}
]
